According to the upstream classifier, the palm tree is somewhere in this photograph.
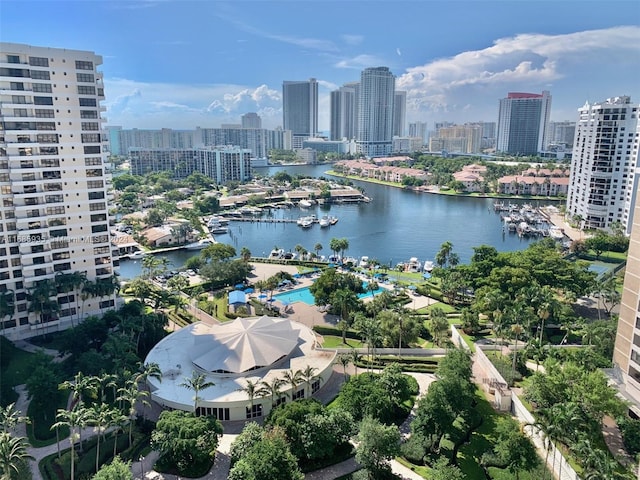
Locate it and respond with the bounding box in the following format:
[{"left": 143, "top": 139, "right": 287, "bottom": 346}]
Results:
[
  {"left": 0, "top": 404, "right": 28, "bottom": 434},
  {"left": 117, "top": 379, "right": 148, "bottom": 447},
  {"left": 349, "top": 348, "right": 362, "bottom": 377},
  {"left": 511, "top": 323, "right": 524, "bottom": 380},
  {"left": 87, "top": 403, "right": 119, "bottom": 474},
  {"left": 283, "top": 369, "right": 303, "bottom": 400},
  {"left": 332, "top": 288, "right": 360, "bottom": 343},
  {"left": 0, "top": 289, "right": 15, "bottom": 335},
  {"left": 300, "top": 365, "right": 319, "bottom": 398},
  {"left": 180, "top": 372, "right": 215, "bottom": 414},
  {"left": 354, "top": 313, "right": 381, "bottom": 370},
  {"left": 337, "top": 354, "right": 351, "bottom": 380},
  {"left": 258, "top": 377, "right": 287, "bottom": 407},
  {"left": 60, "top": 372, "right": 97, "bottom": 409},
  {"left": 238, "top": 379, "right": 261, "bottom": 418},
  {"left": 27, "top": 279, "right": 59, "bottom": 327},
  {"left": 314, "top": 243, "right": 323, "bottom": 260},
  {"left": 240, "top": 247, "right": 252, "bottom": 262},
  {"left": 0, "top": 432, "right": 33, "bottom": 480},
  {"left": 55, "top": 271, "right": 86, "bottom": 327},
  {"left": 51, "top": 407, "right": 90, "bottom": 480}
]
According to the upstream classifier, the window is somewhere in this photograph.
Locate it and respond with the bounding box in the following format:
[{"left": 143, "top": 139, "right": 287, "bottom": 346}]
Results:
[
  {"left": 46, "top": 206, "right": 65, "bottom": 215},
  {"left": 77, "top": 85, "right": 96, "bottom": 95},
  {"left": 30, "top": 70, "right": 50, "bottom": 80},
  {"left": 34, "top": 96, "right": 54, "bottom": 105},
  {"left": 7, "top": 55, "right": 20, "bottom": 64},
  {"left": 36, "top": 134, "right": 58, "bottom": 143},
  {"left": 84, "top": 146, "right": 101, "bottom": 154},
  {"left": 86, "top": 168, "right": 103, "bottom": 177},
  {"left": 85, "top": 157, "right": 102, "bottom": 166},
  {"left": 82, "top": 133, "right": 101, "bottom": 143},
  {"left": 311, "top": 379, "right": 321, "bottom": 394},
  {"left": 79, "top": 98, "right": 96, "bottom": 107},
  {"left": 292, "top": 389, "right": 305, "bottom": 400},
  {"left": 32, "top": 83, "right": 52, "bottom": 93},
  {"left": 89, "top": 202, "right": 106, "bottom": 211},
  {"left": 80, "top": 110, "right": 98, "bottom": 119},
  {"left": 75, "top": 60, "right": 94, "bottom": 70},
  {"left": 91, "top": 224, "right": 108, "bottom": 233},
  {"left": 91, "top": 213, "right": 107, "bottom": 222},
  {"left": 87, "top": 180, "right": 103, "bottom": 189},
  {"left": 81, "top": 122, "right": 99, "bottom": 131},
  {"left": 76, "top": 73, "right": 94, "bottom": 82},
  {"left": 12, "top": 95, "right": 27, "bottom": 104},
  {"left": 94, "top": 246, "right": 109, "bottom": 255},
  {"left": 13, "top": 109, "right": 28, "bottom": 117},
  {"left": 29, "top": 56, "right": 49, "bottom": 67},
  {"left": 54, "top": 263, "right": 71, "bottom": 272},
  {"left": 35, "top": 109, "right": 55, "bottom": 118},
  {"left": 35, "top": 122, "right": 56, "bottom": 130},
  {"left": 10, "top": 82, "right": 24, "bottom": 90},
  {"left": 245, "top": 403, "right": 263, "bottom": 419}
]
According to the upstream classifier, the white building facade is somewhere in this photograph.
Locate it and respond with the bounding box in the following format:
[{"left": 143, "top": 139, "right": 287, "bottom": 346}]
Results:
[
  {"left": 566, "top": 96, "right": 640, "bottom": 233},
  {"left": 0, "top": 43, "right": 118, "bottom": 340}
]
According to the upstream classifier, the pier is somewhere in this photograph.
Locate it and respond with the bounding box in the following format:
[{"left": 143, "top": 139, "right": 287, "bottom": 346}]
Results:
[{"left": 225, "top": 217, "right": 301, "bottom": 224}]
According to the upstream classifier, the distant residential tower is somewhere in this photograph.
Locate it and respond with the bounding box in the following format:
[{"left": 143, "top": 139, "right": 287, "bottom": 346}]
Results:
[
  {"left": 496, "top": 91, "right": 552, "bottom": 155},
  {"left": 282, "top": 78, "right": 318, "bottom": 149}
]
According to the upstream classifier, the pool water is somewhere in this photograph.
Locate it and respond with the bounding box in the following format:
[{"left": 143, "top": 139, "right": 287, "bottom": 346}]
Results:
[{"left": 273, "top": 282, "right": 385, "bottom": 306}]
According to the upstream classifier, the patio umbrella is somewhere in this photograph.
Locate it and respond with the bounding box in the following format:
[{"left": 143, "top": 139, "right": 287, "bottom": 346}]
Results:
[
  {"left": 267, "top": 298, "right": 276, "bottom": 303},
  {"left": 235, "top": 283, "right": 244, "bottom": 290},
  {"left": 258, "top": 293, "right": 268, "bottom": 300},
  {"left": 245, "top": 288, "right": 255, "bottom": 294},
  {"left": 408, "top": 285, "right": 417, "bottom": 291},
  {"left": 423, "top": 273, "right": 431, "bottom": 279},
  {"left": 293, "top": 273, "right": 301, "bottom": 278}
]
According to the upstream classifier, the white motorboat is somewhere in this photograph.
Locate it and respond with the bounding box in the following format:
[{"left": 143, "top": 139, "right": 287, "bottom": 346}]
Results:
[
  {"left": 127, "top": 250, "right": 146, "bottom": 260},
  {"left": 548, "top": 226, "right": 565, "bottom": 240},
  {"left": 319, "top": 215, "right": 331, "bottom": 227},
  {"left": 359, "top": 256, "right": 370, "bottom": 268},
  {"left": 299, "top": 218, "right": 314, "bottom": 228},
  {"left": 185, "top": 239, "right": 214, "bottom": 250},
  {"left": 299, "top": 199, "right": 313, "bottom": 208},
  {"left": 423, "top": 260, "right": 434, "bottom": 272},
  {"left": 268, "top": 248, "right": 285, "bottom": 259}
]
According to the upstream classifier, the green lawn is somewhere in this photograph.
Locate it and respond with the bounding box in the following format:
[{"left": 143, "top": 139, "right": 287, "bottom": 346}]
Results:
[
  {"left": 1, "top": 337, "right": 38, "bottom": 389},
  {"left": 321, "top": 336, "right": 363, "bottom": 349}
]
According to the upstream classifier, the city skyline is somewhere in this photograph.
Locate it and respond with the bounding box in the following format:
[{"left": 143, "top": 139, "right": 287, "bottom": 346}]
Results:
[{"left": 2, "top": 1, "right": 638, "bottom": 131}]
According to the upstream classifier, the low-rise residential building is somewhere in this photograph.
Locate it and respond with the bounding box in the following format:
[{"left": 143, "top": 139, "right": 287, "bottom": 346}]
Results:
[
  {"left": 497, "top": 175, "right": 569, "bottom": 196},
  {"left": 336, "top": 160, "right": 427, "bottom": 183},
  {"left": 453, "top": 164, "right": 487, "bottom": 192}
]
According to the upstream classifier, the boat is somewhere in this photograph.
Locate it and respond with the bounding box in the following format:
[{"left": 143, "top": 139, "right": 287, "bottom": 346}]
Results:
[
  {"left": 423, "top": 260, "right": 434, "bottom": 272},
  {"left": 299, "top": 199, "right": 313, "bottom": 208},
  {"left": 126, "top": 250, "right": 146, "bottom": 260},
  {"left": 319, "top": 215, "right": 331, "bottom": 227},
  {"left": 268, "top": 248, "right": 285, "bottom": 259},
  {"left": 185, "top": 239, "right": 213, "bottom": 250},
  {"left": 207, "top": 216, "right": 229, "bottom": 226},
  {"left": 299, "top": 218, "right": 314, "bottom": 228},
  {"left": 548, "top": 226, "right": 565, "bottom": 240},
  {"left": 359, "top": 256, "right": 370, "bottom": 268},
  {"left": 407, "top": 257, "right": 422, "bottom": 273},
  {"left": 209, "top": 225, "right": 228, "bottom": 234},
  {"left": 329, "top": 216, "right": 338, "bottom": 225}
]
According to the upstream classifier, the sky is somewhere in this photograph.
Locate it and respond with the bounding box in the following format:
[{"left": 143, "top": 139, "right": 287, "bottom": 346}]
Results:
[{"left": 2, "top": 0, "right": 639, "bottom": 133}]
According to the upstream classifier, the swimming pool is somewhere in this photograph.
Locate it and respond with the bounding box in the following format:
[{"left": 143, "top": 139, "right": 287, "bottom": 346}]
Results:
[{"left": 273, "top": 283, "right": 385, "bottom": 306}]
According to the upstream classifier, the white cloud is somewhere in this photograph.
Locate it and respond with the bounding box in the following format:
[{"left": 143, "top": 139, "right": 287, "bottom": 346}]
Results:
[
  {"left": 341, "top": 34, "right": 364, "bottom": 46},
  {"left": 335, "top": 54, "right": 387, "bottom": 69},
  {"left": 398, "top": 26, "right": 640, "bottom": 121},
  {"left": 103, "top": 78, "right": 282, "bottom": 129}
]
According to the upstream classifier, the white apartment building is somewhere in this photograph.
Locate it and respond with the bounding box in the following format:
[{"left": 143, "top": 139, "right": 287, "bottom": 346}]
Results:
[
  {"left": 566, "top": 96, "right": 640, "bottom": 233},
  {"left": 496, "top": 91, "right": 552, "bottom": 156},
  {"left": 0, "top": 43, "right": 118, "bottom": 340},
  {"left": 130, "top": 146, "right": 252, "bottom": 183}
]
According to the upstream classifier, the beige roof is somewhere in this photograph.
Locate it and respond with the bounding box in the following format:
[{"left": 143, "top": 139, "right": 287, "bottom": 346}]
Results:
[{"left": 191, "top": 316, "right": 300, "bottom": 374}]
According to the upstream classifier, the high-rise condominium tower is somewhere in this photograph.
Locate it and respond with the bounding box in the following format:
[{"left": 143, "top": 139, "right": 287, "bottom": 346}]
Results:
[
  {"left": 393, "top": 91, "right": 406, "bottom": 137},
  {"left": 0, "top": 43, "right": 117, "bottom": 340},
  {"left": 282, "top": 78, "right": 318, "bottom": 149},
  {"left": 330, "top": 83, "right": 358, "bottom": 141},
  {"left": 566, "top": 96, "right": 639, "bottom": 232},
  {"left": 241, "top": 112, "right": 262, "bottom": 129},
  {"left": 496, "top": 91, "right": 552, "bottom": 155},
  {"left": 357, "top": 67, "right": 395, "bottom": 157},
  {"left": 613, "top": 191, "right": 640, "bottom": 416}
]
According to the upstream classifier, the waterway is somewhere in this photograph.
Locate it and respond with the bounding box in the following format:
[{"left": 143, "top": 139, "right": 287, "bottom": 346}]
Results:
[{"left": 118, "top": 164, "right": 558, "bottom": 280}]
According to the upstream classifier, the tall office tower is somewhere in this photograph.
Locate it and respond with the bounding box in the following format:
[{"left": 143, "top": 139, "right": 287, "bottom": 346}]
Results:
[
  {"left": 393, "top": 91, "right": 407, "bottom": 137},
  {"left": 566, "top": 96, "right": 640, "bottom": 232},
  {"left": 408, "top": 121, "right": 428, "bottom": 145},
  {"left": 496, "top": 91, "right": 552, "bottom": 155},
  {"left": 613, "top": 190, "right": 640, "bottom": 416},
  {"left": 357, "top": 67, "right": 395, "bottom": 157},
  {"left": 241, "top": 112, "right": 262, "bottom": 129},
  {"left": 330, "top": 83, "right": 358, "bottom": 141},
  {"left": 547, "top": 120, "right": 576, "bottom": 148},
  {"left": 282, "top": 78, "right": 318, "bottom": 149},
  {"left": 0, "top": 43, "right": 117, "bottom": 340}
]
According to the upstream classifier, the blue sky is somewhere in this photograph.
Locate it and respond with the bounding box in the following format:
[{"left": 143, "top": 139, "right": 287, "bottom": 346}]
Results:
[{"left": 2, "top": 1, "right": 639, "bottom": 132}]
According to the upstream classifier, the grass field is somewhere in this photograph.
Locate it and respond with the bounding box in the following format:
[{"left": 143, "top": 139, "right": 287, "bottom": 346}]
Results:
[{"left": 321, "top": 336, "right": 363, "bottom": 349}]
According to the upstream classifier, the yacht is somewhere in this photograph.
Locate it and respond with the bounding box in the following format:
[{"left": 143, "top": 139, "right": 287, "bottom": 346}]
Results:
[
  {"left": 299, "top": 217, "right": 314, "bottom": 228},
  {"left": 268, "top": 248, "right": 285, "bottom": 259},
  {"left": 548, "top": 226, "right": 565, "bottom": 241},
  {"left": 319, "top": 215, "right": 331, "bottom": 228},
  {"left": 407, "top": 257, "right": 422, "bottom": 273},
  {"left": 423, "top": 260, "right": 434, "bottom": 272},
  {"left": 127, "top": 250, "right": 147, "bottom": 260},
  {"left": 359, "top": 256, "right": 370, "bottom": 268},
  {"left": 185, "top": 239, "right": 214, "bottom": 250},
  {"left": 299, "top": 199, "right": 313, "bottom": 208}
]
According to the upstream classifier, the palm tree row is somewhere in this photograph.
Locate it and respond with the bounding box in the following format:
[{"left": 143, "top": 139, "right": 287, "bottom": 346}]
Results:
[
  {"left": 237, "top": 365, "right": 322, "bottom": 418},
  {"left": 53, "top": 363, "right": 160, "bottom": 479},
  {"left": 0, "top": 403, "right": 32, "bottom": 480}
]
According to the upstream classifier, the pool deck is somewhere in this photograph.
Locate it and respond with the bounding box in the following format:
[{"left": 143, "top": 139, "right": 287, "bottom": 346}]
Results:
[{"left": 248, "top": 262, "right": 436, "bottom": 330}]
